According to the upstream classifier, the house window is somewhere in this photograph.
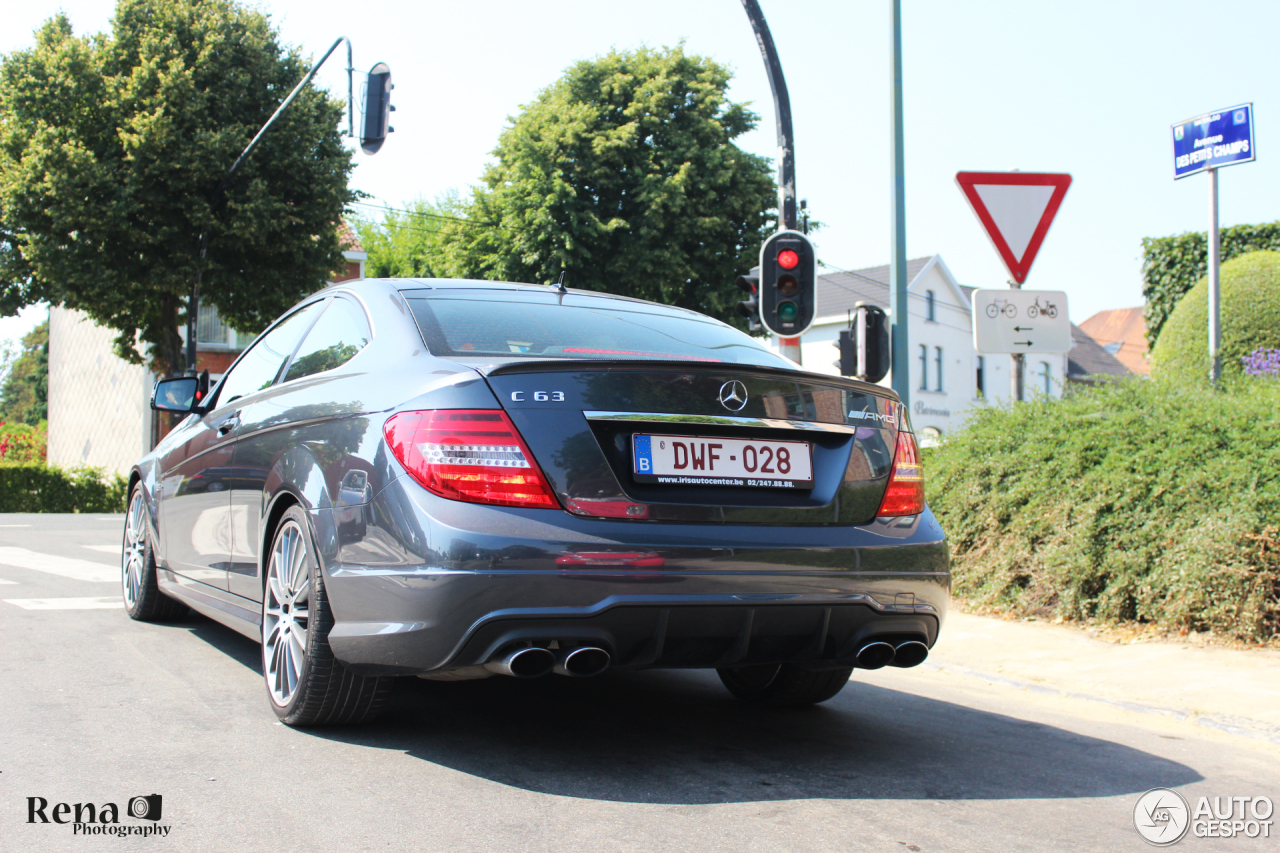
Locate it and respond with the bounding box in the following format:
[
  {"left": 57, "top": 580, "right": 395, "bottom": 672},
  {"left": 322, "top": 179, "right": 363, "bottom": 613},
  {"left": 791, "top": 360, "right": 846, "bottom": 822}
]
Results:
[
  {"left": 918, "top": 344, "right": 928, "bottom": 390},
  {"left": 196, "top": 303, "right": 256, "bottom": 349},
  {"left": 976, "top": 355, "right": 985, "bottom": 397},
  {"left": 1040, "top": 361, "right": 1052, "bottom": 395},
  {"left": 934, "top": 347, "right": 944, "bottom": 392},
  {"left": 925, "top": 290, "right": 936, "bottom": 322}
]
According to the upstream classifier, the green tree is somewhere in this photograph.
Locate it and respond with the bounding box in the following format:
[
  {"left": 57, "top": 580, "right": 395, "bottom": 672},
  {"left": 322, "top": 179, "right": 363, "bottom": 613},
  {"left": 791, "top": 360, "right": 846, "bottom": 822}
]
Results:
[
  {"left": 437, "top": 46, "right": 776, "bottom": 327},
  {"left": 0, "top": 318, "right": 48, "bottom": 425},
  {"left": 354, "top": 195, "right": 463, "bottom": 279},
  {"left": 0, "top": 0, "right": 355, "bottom": 377}
]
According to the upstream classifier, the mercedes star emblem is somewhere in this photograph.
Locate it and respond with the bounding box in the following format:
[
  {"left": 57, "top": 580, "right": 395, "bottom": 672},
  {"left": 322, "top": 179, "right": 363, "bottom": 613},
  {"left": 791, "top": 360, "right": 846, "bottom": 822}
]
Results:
[{"left": 718, "top": 380, "right": 748, "bottom": 412}]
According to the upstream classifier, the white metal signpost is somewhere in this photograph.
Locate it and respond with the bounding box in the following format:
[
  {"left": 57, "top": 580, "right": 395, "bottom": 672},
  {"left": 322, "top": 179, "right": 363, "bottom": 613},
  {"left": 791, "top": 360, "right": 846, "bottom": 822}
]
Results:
[
  {"left": 971, "top": 289, "right": 1072, "bottom": 354},
  {"left": 956, "top": 171, "right": 1072, "bottom": 400},
  {"left": 1171, "top": 104, "right": 1256, "bottom": 385}
]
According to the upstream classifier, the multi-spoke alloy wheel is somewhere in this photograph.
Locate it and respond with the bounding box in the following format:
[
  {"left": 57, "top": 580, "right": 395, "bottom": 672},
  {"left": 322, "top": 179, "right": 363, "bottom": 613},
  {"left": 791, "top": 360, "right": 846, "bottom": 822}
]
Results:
[
  {"left": 263, "top": 520, "right": 311, "bottom": 707},
  {"left": 122, "top": 491, "right": 147, "bottom": 610},
  {"left": 261, "top": 505, "right": 393, "bottom": 726},
  {"left": 120, "top": 484, "right": 187, "bottom": 622}
]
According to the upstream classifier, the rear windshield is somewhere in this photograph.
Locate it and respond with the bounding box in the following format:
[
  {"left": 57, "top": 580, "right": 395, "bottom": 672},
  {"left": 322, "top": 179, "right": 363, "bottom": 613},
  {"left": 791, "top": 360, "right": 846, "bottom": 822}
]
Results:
[{"left": 403, "top": 289, "right": 793, "bottom": 368}]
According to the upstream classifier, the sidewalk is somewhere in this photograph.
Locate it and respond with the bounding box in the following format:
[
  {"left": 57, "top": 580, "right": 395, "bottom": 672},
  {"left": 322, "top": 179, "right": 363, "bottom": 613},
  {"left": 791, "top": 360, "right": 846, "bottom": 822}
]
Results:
[{"left": 924, "top": 611, "right": 1280, "bottom": 742}]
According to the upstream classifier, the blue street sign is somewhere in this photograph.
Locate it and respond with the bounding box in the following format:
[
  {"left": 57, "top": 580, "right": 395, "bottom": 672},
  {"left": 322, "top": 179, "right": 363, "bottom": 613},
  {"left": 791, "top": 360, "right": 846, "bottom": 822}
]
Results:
[{"left": 1172, "top": 103, "right": 1255, "bottom": 179}]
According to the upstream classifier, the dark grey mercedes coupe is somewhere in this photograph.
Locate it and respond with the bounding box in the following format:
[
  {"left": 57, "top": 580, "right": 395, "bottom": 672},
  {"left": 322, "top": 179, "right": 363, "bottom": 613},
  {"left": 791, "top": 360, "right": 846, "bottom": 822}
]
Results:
[{"left": 126, "top": 278, "right": 949, "bottom": 725}]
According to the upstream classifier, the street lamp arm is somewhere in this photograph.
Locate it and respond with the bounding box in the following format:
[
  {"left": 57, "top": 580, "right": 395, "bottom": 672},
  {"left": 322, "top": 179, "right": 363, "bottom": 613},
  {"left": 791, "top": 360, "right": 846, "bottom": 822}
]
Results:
[{"left": 738, "top": 0, "right": 796, "bottom": 232}]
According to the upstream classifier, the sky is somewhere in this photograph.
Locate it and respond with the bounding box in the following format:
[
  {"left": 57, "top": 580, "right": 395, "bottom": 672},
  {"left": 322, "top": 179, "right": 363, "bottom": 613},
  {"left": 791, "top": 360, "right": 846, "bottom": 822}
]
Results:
[{"left": 4, "top": 0, "right": 1280, "bottom": 354}]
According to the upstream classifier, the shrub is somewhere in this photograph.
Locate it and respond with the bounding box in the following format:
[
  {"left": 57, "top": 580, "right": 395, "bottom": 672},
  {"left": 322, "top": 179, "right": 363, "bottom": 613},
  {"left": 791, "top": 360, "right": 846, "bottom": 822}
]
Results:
[
  {"left": 0, "top": 420, "right": 47, "bottom": 464},
  {"left": 925, "top": 377, "right": 1280, "bottom": 643},
  {"left": 0, "top": 464, "right": 128, "bottom": 513},
  {"left": 1149, "top": 251, "right": 1280, "bottom": 384},
  {"left": 1141, "top": 221, "right": 1280, "bottom": 346}
]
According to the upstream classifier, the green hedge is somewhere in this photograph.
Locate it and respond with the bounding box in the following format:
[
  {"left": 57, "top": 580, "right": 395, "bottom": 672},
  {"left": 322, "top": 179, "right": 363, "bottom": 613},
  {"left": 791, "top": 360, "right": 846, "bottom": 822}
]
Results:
[
  {"left": 0, "top": 464, "right": 128, "bottom": 513},
  {"left": 1150, "top": 250, "right": 1280, "bottom": 383},
  {"left": 925, "top": 377, "right": 1280, "bottom": 643},
  {"left": 1142, "top": 221, "right": 1280, "bottom": 346}
]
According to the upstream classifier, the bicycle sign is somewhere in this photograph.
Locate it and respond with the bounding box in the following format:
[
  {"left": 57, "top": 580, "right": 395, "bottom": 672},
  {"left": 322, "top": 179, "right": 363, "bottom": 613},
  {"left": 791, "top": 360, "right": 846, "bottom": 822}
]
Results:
[{"left": 971, "top": 289, "right": 1071, "bottom": 354}]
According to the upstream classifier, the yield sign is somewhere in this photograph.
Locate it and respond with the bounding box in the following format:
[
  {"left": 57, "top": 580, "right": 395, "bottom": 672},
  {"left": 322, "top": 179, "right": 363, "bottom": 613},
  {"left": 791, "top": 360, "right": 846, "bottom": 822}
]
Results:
[{"left": 955, "top": 171, "right": 1072, "bottom": 284}]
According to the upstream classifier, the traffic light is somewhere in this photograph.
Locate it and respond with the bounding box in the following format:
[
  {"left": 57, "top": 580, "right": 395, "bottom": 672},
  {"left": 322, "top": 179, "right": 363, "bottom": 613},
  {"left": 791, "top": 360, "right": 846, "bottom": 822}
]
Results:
[
  {"left": 361, "top": 62, "right": 395, "bottom": 154},
  {"left": 758, "top": 230, "right": 816, "bottom": 337},
  {"left": 735, "top": 273, "right": 762, "bottom": 332},
  {"left": 833, "top": 302, "right": 890, "bottom": 382}
]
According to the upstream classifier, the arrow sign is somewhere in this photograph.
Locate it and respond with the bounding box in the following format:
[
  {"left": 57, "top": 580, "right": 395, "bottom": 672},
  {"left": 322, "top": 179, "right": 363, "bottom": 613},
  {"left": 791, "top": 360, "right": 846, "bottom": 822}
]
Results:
[{"left": 956, "top": 172, "right": 1072, "bottom": 284}]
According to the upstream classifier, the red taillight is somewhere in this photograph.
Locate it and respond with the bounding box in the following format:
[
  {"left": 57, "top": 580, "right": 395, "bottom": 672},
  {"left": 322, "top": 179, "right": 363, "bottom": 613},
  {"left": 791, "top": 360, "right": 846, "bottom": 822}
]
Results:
[
  {"left": 876, "top": 430, "right": 925, "bottom": 517},
  {"left": 778, "top": 249, "right": 800, "bottom": 270},
  {"left": 383, "top": 410, "right": 559, "bottom": 509}
]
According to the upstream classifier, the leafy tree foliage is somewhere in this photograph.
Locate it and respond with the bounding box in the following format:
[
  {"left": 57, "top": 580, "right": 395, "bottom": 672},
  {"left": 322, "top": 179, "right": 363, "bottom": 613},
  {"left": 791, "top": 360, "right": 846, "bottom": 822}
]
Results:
[
  {"left": 354, "top": 196, "right": 462, "bottom": 279},
  {"left": 0, "top": 319, "right": 48, "bottom": 425},
  {"left": 1141, "top": 221, "right": 1280, "bottom": 346},
  {"left": 435, "top": 46, "right": 776, "bottom": 327},
  {"left": 0, "top": 0, "right": 355, "bottom": 376}
]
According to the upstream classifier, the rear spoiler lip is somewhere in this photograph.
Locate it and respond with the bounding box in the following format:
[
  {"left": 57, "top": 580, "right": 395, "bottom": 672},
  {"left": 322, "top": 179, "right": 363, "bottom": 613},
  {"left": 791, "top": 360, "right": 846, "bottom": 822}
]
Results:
[{"left": 475, "top": 357, "right": 899, "bottom": 402}]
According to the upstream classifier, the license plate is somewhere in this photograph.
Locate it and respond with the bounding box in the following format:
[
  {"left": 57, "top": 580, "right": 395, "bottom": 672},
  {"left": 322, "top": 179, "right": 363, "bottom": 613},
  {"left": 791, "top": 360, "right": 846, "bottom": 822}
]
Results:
[{"left": 631, "top": 434, "right": 814, "bottom": 488}]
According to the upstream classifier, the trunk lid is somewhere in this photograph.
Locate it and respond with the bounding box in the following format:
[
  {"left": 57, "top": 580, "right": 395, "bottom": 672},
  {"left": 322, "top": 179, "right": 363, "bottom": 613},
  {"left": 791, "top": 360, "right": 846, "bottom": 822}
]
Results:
[{"left": 478, "top": 360, "right": 903, "bottom": 525}]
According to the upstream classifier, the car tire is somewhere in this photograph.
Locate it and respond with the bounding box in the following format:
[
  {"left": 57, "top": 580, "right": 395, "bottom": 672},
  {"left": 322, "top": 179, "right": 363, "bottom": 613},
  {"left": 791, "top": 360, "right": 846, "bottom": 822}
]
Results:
[
  {"left": 717, "top": 663, "right": 854, "bottom": 707},
  {"left": 122, "top": 485, "right": 189, "bottom": 622},
  {"left": 262, "top": 505, "right": 394, "bottom": 726}
]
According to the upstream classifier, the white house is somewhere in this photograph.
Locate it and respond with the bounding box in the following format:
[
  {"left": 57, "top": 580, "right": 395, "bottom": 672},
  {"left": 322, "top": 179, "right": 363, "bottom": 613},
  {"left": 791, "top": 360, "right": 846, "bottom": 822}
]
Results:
[{"left": 776, "top": 255, "right": 1069, "bottom": 442}]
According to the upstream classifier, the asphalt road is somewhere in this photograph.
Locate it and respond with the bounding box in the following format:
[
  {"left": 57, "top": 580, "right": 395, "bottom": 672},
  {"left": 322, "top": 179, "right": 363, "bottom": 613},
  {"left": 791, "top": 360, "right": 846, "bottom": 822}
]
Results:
[{"left": 1, "top": 514, "right": 1276, "bottom": 852}]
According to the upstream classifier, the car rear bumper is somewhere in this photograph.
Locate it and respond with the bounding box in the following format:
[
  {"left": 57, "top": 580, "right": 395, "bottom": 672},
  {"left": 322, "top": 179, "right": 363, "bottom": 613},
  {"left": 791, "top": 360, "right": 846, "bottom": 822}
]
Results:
[{"left": 313, "top": 477, "right": 950, "bottom": 676}]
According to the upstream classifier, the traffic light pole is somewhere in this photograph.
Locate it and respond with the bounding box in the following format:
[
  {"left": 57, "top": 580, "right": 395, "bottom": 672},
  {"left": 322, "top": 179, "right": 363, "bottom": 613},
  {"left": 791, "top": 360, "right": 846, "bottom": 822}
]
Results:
[
  {"left": 740, "top": 0, "right": 802, "bottom": 364},
  {"left": 889, "top": 0, "right": 910, "bottom": 407},
  {"left": 186, "top": 36, "right": 357, "bottom": 375}
]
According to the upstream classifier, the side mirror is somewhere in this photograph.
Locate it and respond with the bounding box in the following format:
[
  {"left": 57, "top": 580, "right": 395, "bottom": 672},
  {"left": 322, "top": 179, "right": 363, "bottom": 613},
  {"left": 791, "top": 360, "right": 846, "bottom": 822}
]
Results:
[{"left": 151, "top": 377, "right": 199, "bottom": 414}]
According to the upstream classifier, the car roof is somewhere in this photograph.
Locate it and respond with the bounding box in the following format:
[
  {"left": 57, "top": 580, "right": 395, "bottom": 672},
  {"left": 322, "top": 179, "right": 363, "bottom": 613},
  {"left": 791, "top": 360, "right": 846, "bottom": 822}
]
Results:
[{"left": 370, "top": 277, "right": 711, "bottom": 318}]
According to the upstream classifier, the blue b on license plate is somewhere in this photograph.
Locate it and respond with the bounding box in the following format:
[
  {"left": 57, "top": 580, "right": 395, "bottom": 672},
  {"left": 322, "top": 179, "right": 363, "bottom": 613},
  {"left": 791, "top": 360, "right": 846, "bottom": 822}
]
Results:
[{"left": 631, "top": 434, "right": 814, "bottom": 488}]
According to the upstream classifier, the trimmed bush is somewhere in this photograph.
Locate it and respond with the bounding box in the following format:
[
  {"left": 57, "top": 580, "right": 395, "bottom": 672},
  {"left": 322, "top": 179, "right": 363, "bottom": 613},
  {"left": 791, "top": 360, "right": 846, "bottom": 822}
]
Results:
[
  {"left": 925, "top": 377, "right": 1280, "bottom": 643},
  {"left": 1141, "top": 221, "right": 1280, "bottom": 345},
  {"left": 1150, "top": 250, "right": 1280, "bottom": 383},
  {"left": 0, "top": 464, "right": 128, "bottom": 513}
]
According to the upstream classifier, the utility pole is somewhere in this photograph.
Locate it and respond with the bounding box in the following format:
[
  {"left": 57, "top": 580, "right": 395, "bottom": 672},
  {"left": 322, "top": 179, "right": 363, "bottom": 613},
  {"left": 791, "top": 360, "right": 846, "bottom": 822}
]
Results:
[
  {"left": 889, "top": 0, "right": 910, "bottom": 407},
  {"left": 740, "top": 0, "right": 802, "bottom": 364}
]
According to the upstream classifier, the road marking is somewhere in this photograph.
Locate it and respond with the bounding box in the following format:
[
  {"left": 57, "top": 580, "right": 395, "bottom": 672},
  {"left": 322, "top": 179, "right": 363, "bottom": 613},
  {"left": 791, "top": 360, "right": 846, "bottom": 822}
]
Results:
[
  {"left": 0, "top": 524, "right": 31, "bottom": 528},
  {"left": 4, "top": 597, "right": 121, "bottom": 610},
  {"left": 83, "top": 545, "right": 122, "bottom": 555},
  {"left": 0, "top": 578, "right": 17, "bottom": 585},
  {"left": 0, "top": 548, "right": 118, "bottom": 583}
]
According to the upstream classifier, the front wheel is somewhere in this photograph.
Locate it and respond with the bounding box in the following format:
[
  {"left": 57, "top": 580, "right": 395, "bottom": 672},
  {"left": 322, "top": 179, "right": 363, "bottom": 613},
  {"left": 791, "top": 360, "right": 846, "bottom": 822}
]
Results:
[
  {"left": 262, "top": 505, "right": 393, "bottom": 726},
  {"left": 1027, "top": 305, "right": 1039, "bottom": 319},
  {"left": 985, "top": 304, "right": 998, "bottom": 318},
  {"left": 717, "top": 663, "right": 854, "bottom": 707},
  {"left": 121, "top": 486, "right": 188, "bottom": 622}
]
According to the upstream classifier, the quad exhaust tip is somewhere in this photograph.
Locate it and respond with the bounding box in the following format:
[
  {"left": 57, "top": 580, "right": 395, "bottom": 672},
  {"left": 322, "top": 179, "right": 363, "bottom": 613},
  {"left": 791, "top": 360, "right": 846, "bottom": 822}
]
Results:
[
  {"left": 855, "top": 641, "right": 897, "bottom": 670},
  {"left": 891, "top": 640, "right": 929, "bottom": 668},
  {"left": 554, "top": 646, "right": 611, "bottom": 678},
  {"left": 485, "top": 647, "right": 556, "bottom": 679}
]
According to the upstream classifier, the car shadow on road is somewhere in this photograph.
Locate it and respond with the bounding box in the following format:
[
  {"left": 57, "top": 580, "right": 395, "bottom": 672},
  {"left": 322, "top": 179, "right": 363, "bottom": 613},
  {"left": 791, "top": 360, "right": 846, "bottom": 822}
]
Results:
[{"left": 298, "top": 667, "right": 1202, "bottom": 805}]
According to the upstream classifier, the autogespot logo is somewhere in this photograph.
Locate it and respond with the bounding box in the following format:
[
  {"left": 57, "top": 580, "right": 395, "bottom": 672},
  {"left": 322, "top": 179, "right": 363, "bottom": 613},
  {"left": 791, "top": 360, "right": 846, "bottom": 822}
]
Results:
[{"left": 1134, "top": 788, "right": 1191, "bottom": 846}]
